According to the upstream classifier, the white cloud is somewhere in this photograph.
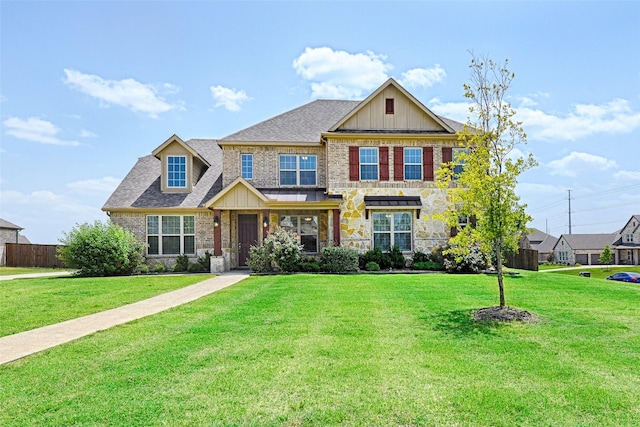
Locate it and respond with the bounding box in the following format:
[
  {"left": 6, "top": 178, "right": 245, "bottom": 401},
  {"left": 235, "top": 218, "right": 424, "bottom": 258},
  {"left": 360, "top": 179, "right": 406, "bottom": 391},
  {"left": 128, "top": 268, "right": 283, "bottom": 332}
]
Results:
[
  {"left": 547, "top": 151, "right": 618, "bottom": 177},
  {"left": 63, "top": 69, "right": 182, "bottom": 118},
  {"left": 293, "top": 47, "right": 392, "bottom": 99},
  {"left": 613, "top": 170, "right": 640, "bottom": 181},
  {"left": 3, "top": 117, "right": 80, "bottom": 146},
  {"left": 428, "top": 97, "right": 472, "bottom": 123},
  {"left": 79, "top": 129, "right": 97, "bottom": 138},
  {"left": 399, "top": 65, "right": 446, "bottom": 89},
  {"left": 1, "top": 189, "right": 101, "bottom": 216},
  {"left": 517, "top": 98, "right": 640, "bottom": 141},
  {"left": 210, "top": 85, "right": 251, "bottom": 112},
  {"left": 66, "top": 176, "right": 121, "bottom": 194}
]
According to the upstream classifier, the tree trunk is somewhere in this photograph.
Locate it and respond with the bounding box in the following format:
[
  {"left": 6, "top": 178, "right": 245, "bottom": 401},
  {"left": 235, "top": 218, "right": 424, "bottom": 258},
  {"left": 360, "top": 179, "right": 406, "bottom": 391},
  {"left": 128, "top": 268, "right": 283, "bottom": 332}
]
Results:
[{"left": 495, "top": 240, "right": 505, "bottom": 307}]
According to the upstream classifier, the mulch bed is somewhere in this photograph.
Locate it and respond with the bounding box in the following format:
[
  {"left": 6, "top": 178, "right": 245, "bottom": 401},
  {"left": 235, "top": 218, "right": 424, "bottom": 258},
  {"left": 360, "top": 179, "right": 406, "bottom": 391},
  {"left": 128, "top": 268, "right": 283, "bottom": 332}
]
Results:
[{"left": 473, "top": 306, "right": 540, "bottom": 323}]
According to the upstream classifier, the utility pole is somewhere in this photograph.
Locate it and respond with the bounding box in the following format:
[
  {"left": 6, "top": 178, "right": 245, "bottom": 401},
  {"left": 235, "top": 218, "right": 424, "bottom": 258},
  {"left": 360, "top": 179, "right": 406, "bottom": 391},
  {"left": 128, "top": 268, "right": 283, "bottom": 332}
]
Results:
[{"left": 567, "top": 189, "right": 572, "bottom": 235}]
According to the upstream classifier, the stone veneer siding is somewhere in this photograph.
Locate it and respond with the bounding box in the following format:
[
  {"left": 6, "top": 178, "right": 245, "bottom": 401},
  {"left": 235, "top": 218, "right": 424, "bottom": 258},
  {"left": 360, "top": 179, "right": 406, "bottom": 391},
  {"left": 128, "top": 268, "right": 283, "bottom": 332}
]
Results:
[
  {"left": 325, "top": 137, "right": 456, "bottom": 253},
  {"left": 109, "top": 211, "right": 215, "bottom": 267}
]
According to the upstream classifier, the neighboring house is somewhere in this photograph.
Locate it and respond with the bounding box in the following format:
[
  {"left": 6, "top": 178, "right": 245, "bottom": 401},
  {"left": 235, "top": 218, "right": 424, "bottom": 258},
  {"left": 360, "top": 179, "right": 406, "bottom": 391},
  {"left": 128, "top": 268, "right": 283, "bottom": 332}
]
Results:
[
  {"left": 611, "top": 215, "right": 640, "bottom": 265},
  {"left": 104, "top": 78, "right": 466, "bottom": 270},
  {"left": 552, "top": 233, "right": 617, "bottom": 265},
  {"left": 0, "top": 218, "right": 30, "bottom": 266},
  {"left": 526, "top": 228, "right": 558, "bottom": 264}
]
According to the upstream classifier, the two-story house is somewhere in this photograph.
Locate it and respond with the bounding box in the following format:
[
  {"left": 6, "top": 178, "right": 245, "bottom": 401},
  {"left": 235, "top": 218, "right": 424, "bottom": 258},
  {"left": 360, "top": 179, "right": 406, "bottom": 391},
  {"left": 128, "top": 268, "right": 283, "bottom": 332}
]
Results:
[
  {"left": 611, "top": 215, "right": 640, "bottom": 265},
  {"left": 103, "top": 79, "right": 464, "bottom": 270}
]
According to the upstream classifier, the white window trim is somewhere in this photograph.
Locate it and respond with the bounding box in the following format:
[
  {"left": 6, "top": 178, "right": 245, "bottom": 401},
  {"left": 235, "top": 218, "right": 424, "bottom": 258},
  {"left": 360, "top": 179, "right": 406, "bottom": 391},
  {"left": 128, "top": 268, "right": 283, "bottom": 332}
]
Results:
[
  {"left": 279, "top": 215, "right": 319, "bottom": 253},
  {"left": 147, "top": 215, "right": 195, "bottom": 256},
  {"left": 279, "top": 154, "right": 317, "bottom": 186},
  {"left": 360, "top": 147, "right": 379, "bottom": 181},
  {"left": 372, "top": 211, "right": 413, "bottom": 252},
  {"left": 404, "top": 147, "right": 422, "bottom": 181},
  {"left": 241, "top": 154, "right": 253, "bottom": 180},
  {"left": 167, "top": 155, "right": 187, "bottom": 188}
]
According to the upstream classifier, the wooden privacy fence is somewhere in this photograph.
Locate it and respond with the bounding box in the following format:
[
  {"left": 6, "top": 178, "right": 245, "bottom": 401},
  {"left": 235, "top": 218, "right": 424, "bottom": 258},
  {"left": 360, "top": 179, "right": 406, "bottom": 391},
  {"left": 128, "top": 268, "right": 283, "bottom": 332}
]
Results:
[
  {"left": 504, "top": 248, "right": 538, "bottom": 271},
  {"left": 4, "top": 243, "right": 66, "bottom": 268}
]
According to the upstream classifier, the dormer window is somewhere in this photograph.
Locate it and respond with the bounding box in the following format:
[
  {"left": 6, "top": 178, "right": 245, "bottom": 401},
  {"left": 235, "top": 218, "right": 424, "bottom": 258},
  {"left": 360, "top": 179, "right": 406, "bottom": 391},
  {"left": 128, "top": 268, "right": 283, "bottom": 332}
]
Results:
[
  {"left": 167, "top": 156, "right": 187, "bottom": 188},
  {"left": 385, "top": 98, "right": 394, "bottom": 114}
]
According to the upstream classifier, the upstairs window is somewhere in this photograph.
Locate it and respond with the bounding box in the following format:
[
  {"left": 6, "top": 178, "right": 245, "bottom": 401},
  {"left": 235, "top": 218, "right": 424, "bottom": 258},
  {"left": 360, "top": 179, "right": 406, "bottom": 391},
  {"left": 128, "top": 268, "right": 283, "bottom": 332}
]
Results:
[
  {"left": 360, "top": 147, "right": 379, "bottom": 181},
  {"left": 279, "top": 154, "right": 317, "bottom": 186},
  {"left": 452, "top": 148, "right": 470, "bottom": 180},
  {"left": 241, "top": 154, "right": 253, "bottom": 179},
  {"left": 167, "top": 156, "right": 187, "bottom": 188},
  {"left": 385, "top": 98, "right": 395, "bottom": 114},
  {"left": 404, "top": 148, "right": 422, "bottom": 180},
  {"left": 626, "top": 234, "right": 634, "bottom": 243}
]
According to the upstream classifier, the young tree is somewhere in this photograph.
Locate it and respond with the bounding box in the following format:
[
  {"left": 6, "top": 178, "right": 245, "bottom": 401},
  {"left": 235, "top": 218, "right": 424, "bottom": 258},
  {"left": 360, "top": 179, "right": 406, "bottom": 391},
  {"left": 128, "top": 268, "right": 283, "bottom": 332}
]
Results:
[
  {"left": 599, "top": 244, "right": 613, "bottom": 267},
  {"left": 436, "top": 53, "right": 537, "bottom": 308}
]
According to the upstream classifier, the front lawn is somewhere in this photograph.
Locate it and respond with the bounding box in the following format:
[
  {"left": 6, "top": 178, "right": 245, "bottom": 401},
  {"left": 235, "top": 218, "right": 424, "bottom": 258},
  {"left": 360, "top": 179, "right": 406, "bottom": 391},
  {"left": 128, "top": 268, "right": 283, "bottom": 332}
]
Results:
[
  {"left": 0, "top": 274, "right": 213, "bottom": 336},
  {"left": 1, "top": 273, "right": 639, "bottom": 426},
  {"left": 552, "top": 265, "right": 640, "bottom": 280},
  {"left": 0, "top": 267, "right": 71, "bottom": 276}
]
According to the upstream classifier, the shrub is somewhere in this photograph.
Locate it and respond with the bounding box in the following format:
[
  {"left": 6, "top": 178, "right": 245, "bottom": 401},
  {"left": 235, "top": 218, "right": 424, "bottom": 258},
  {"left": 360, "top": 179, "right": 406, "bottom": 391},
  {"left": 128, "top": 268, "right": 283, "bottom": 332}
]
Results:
[
  {"left": 247, "top": 244, "right": 273, "bottom": 273},
  {"left": 442, "top": 245, "right": 487, "bottom": 273},
  {"left": 187, "top": 262, "right": 206, "bottom": 273},
  {"left": 411, "top": 261, "right": 442, "bottom": 271},
  {"left": 320, "top": 246, "right": 359, "bottom": 273},
  {"left": 298, "top": 257, "right": 321, "bottom": 273},
  {"left": 412, "top": 251, "right": 430, "bottom": 264},
  {"left": 135, "top": 264, "right": 150, "bottom": 274},
  {"left": 153, "top": 263, "right": 167, "bottom": 273},
  {"left": 359, "top": 248, "right": 391, "bottom": 270},
  {"left": 173, "top": 254, "right": 190, "bottom": 272},
  {"left": 365, "top": 261, "right": 380, "bottom": 271},
  {"left": 198, "top": 250, "right": 212, "bottom": 272},
  {"left": 247, "top": 228, "right": 303, "bottom": 273},
  {"left": 58, "top": 220, "right": 145, "bottom": 277},
  {"left": 388, "top": 246, "right": 407, "bottom": 269}
]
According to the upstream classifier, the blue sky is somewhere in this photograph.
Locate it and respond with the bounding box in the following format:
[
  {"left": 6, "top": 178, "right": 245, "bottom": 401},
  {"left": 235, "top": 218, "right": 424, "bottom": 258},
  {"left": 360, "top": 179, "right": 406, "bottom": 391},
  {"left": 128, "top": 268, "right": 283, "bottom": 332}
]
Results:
[{"left": 1, "top": 1, "right": 639, "bottom": 244}]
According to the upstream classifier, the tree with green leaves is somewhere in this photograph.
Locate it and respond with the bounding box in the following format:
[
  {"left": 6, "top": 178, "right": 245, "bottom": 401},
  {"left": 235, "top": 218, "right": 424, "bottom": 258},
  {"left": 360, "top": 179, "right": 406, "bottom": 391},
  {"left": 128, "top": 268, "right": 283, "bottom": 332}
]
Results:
[
  {"left": 599, "top": 244, "right": 613, "bottom": 268},
  {"left": 436, "top": 53, "right": 537, "bottom": 308}
]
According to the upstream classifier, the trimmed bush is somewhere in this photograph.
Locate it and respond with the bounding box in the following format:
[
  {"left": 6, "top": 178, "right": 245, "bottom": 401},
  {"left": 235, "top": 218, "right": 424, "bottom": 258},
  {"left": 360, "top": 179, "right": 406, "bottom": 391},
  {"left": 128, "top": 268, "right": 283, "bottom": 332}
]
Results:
[
  {"left": 153, "top": 263, "right": 167, "bottom": 273},
  {"left": 365, "top": 261, "right": 380, "bottom": 271},
  {"left": 173, "top": 254, "right": 190, "bottom": 272},
  {"left": 320, "top": 246, "right": 359, "bottom": 273},
  {"left": 443, "top": 245, "right": 487, "bottom": 273},
  {"left": 197, "top": 251, "right": 212, "bottom": 272},
  {"left": 187, "top": 262, "right": 206, "bottom": 273},
  {"left": 299, "top": 257, "right": 321, "bottom": 273},
  {"left": 359, "top": 248, "right": 391, "bottom": 270},
  {"left": 58, "top": 220, "right": 145, "bottom": 277},
  {"left": 411, "top": 261, "right": 442, "bottom": 271},
  {"left": 388, "top": 246, "right": 407, "bottom": 269}
]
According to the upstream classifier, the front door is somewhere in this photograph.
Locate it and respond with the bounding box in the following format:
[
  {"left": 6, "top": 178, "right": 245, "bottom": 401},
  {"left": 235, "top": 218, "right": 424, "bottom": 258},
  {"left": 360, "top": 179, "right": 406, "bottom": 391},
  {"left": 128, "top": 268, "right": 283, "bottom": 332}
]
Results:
[{"left": 238, "top": 214, "right": 258, "bottom": 266}]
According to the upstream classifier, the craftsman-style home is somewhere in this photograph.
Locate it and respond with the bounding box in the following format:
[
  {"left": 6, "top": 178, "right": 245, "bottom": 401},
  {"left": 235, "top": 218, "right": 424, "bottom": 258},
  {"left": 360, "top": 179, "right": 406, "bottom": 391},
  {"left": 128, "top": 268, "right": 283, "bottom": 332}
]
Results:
[{"left": 103, "top": 79, "right": 466, "bottom": 270}]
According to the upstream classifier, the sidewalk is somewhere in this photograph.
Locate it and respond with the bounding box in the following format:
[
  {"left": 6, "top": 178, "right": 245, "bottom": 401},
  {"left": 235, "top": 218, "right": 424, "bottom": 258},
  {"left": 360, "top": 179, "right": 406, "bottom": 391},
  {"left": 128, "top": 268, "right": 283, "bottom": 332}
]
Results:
[{"left": 0, "top": 271, "right": 249, "bottom": 365}]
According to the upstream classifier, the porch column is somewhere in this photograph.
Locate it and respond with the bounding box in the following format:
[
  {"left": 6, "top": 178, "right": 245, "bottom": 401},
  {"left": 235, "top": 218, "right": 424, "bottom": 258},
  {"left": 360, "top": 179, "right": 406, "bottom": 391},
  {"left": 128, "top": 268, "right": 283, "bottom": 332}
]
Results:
[
  {"left": 213, "top": 209, "right": 222, "bottom": 256},
  {"left": 332, "top": 209, "right": 341, "bottom": 246},
  {"left": 262, "top": 209, "right": 270, "bottom": 239}
]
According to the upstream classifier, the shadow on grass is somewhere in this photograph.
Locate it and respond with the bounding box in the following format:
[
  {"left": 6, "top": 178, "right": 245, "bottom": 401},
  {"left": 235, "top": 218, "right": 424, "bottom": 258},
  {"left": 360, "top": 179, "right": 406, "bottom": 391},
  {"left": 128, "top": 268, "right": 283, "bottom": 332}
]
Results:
[{"left": 427, "top": 309, "right": 506, "bottom": 338}]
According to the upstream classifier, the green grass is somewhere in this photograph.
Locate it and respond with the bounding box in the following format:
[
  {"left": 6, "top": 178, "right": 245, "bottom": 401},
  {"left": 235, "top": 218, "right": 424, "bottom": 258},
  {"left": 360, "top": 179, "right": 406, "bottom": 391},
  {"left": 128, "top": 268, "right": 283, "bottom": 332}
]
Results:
[
  {"left": 0, "top": 267, "right": 71, "bottom": 276},
  {"left": 551, "top": 265, "right": 640, "bottom": 280},
  {"left": 0, "top": 274, "right": 213, "bottom": 336},
  {"left": 1, "top": 272, "right": 640, "bottom": 426}
]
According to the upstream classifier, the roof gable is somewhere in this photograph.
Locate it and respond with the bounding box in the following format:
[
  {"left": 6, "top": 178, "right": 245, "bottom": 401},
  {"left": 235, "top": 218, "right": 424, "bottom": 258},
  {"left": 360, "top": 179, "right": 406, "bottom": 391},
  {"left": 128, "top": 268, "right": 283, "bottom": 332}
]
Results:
[
  {"left": 204, "top": 177, "right": 269, "bottom": 209},
  {"left": 152, "top": 134, "right": 210, "bottom": 167},
  {"left": 556, "top": 233, "right": 616, "bottom": 250},
  {"left": 329, "top": 78, "right": 456, "bottom": 133}
]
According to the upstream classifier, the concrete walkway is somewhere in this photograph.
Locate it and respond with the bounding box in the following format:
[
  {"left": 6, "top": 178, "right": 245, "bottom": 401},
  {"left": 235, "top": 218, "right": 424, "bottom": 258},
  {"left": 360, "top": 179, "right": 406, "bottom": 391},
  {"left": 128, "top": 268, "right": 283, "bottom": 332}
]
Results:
[{"left": 0, "top": 271, "right": 249, "bottom": 365}]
